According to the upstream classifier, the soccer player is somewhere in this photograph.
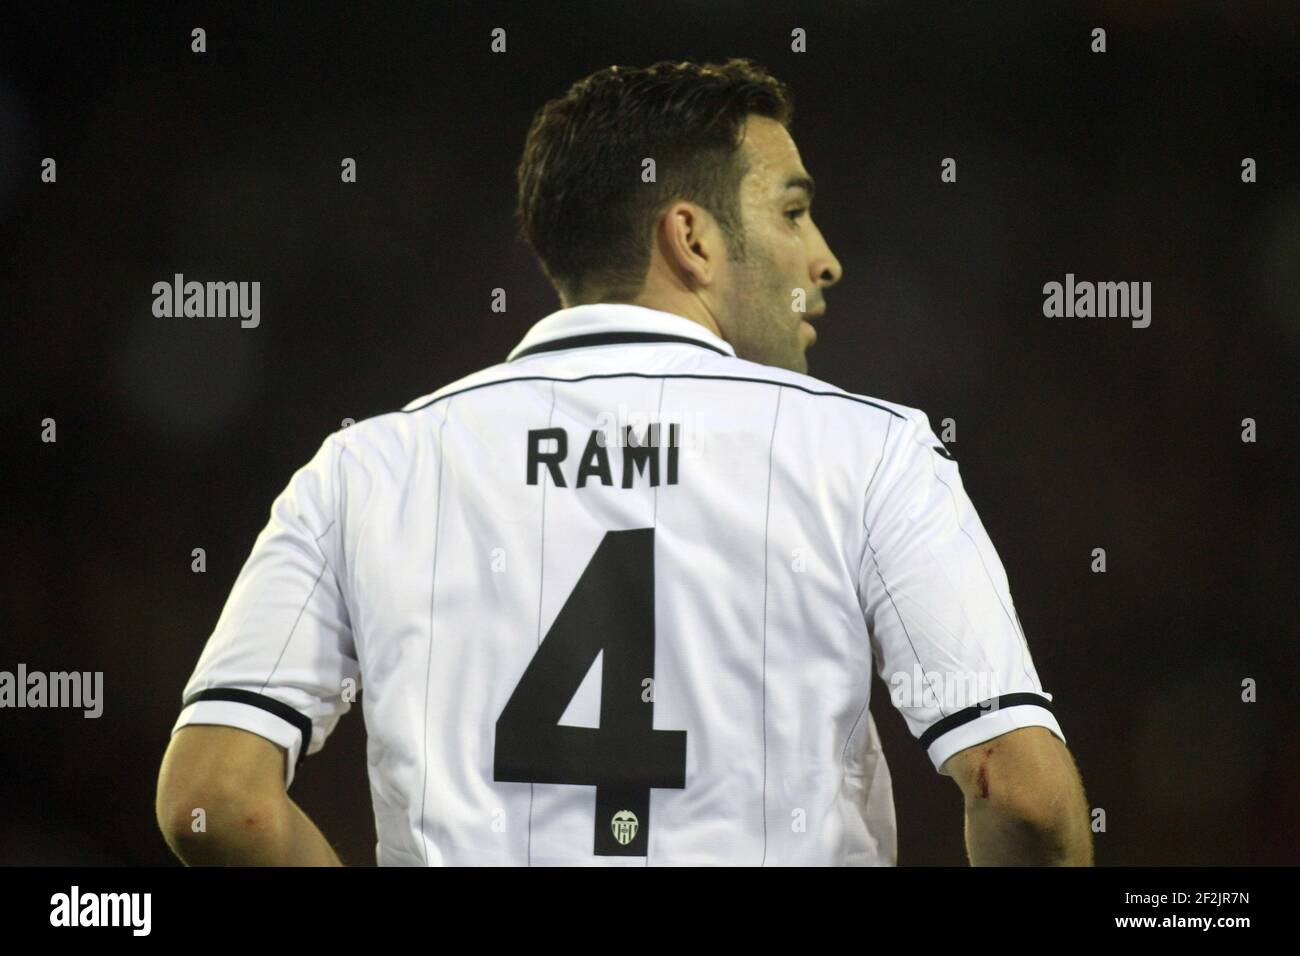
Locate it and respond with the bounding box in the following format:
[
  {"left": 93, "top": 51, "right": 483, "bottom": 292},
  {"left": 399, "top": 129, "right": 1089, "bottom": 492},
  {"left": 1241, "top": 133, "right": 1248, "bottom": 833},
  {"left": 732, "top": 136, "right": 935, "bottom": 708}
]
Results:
[{"left": 156, "top": 58, "right": 1092, "bottom": 866}]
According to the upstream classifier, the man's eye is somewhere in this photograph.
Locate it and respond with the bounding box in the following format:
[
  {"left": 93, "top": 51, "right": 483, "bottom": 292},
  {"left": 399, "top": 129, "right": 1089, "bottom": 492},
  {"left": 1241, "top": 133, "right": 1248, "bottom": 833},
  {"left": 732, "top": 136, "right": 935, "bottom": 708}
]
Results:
[{"left": 785, "top": 207, "right": 808, "bottom": 222}]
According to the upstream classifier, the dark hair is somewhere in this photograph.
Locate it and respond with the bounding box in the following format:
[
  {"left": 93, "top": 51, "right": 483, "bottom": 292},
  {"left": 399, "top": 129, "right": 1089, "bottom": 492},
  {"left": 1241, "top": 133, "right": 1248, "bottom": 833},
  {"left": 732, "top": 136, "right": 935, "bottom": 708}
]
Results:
[{"left": 515, "top": 58, "right": 795, "bottom": 304}]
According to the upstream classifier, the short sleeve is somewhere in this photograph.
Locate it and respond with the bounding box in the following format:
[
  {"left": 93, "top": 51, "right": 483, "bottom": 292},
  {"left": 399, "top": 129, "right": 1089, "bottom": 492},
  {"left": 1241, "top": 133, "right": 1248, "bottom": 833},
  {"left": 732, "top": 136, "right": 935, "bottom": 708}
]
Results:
[
  {"left": 858, "top": 412, "right": 1065, "bottom": 776},
  {"left": 171, "top": 432, "right": 359, "bottom": 790}
]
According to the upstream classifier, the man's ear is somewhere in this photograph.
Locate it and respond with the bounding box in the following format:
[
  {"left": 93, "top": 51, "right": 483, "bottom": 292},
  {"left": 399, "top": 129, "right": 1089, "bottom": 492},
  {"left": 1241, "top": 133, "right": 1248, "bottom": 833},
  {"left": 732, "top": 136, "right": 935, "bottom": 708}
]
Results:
[{"left": 658, "top": 201, "right": 720, "bottom": 289}]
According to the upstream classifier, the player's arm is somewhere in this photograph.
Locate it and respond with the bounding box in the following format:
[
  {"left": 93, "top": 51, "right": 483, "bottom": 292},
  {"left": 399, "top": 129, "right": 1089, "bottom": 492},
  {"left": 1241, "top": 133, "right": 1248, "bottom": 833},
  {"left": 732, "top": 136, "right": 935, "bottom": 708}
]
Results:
[
  {"left": 156, "top": 725, "right": 342, "bottom": 866},
  {"left": 162, "top": 432, "right": 358, "bottom": 865},
  {"left": 858, "top": 411, "right": 1092, "bottom": 866},
  {"left": 943, "top": 726, "right": 1093, "bottom": 866}
]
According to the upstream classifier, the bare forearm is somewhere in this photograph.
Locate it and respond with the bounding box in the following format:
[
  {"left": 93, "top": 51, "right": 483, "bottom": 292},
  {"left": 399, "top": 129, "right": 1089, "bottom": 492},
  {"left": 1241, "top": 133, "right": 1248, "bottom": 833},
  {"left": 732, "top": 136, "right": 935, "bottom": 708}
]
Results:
[
  {"left": 163, "top": 794, "right": 342, "bottom": 866},
  {"left": 964, "top": 797, "right": 1093, "bottom": 865}
]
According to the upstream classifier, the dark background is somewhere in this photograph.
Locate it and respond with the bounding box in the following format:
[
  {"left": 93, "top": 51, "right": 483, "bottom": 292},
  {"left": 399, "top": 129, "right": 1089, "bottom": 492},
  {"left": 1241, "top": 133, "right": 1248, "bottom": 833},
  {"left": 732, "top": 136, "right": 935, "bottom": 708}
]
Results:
[{"left": 2, "top": 1, "right": 1296, "bottom": 865}]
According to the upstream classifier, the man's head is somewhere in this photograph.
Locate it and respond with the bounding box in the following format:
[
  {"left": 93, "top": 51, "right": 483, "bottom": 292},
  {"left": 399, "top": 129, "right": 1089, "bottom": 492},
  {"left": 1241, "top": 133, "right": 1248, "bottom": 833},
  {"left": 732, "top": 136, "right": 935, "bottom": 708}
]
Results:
[{"left": 515, "top": 58, "right": 842, "bottom": 373}]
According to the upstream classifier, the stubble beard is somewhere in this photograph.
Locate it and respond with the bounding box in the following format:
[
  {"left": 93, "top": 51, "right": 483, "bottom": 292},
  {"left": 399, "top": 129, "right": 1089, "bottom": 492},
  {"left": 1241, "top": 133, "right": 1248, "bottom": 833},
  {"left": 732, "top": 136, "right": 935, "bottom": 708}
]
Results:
[{"left": 722, "top": 242, "right": 808, "bottom": 374}]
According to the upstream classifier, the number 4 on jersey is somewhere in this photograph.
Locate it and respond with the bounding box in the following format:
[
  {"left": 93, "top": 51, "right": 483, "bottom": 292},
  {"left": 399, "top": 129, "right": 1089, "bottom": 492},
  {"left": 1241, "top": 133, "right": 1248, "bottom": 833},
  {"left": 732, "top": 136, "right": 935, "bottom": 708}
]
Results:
[{"left": 494, "top": 527, "right": 687, "bottom": 856}]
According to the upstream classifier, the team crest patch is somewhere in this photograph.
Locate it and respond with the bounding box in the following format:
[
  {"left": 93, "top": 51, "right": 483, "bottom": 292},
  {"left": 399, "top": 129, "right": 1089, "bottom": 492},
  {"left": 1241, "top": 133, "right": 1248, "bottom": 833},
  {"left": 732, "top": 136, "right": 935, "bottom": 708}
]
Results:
[{"left": 611, "top": 810, "right": 639, "bottom": 845}]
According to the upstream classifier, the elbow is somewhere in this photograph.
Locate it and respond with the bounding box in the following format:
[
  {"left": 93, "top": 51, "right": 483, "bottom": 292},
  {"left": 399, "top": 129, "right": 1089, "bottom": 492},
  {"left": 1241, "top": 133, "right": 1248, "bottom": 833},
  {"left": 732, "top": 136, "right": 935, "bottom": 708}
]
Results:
[
  {"left": 156, "top": 781, "right": 203, "bottom": 845},
  {"left": 971, "top": 787, "right": 1093, "bottom": 865},
  {"left": 156, "top": 726, "right": 293, "bottom": 863},
  {"left": 155, "top": 781, "right": 283, "bottom": 864},
  {"left": 976, "top": 785, "right": 1069, "bottom": 831},
  {"left": 950, "top": 728, "right": 1094, "bottom": 864}
]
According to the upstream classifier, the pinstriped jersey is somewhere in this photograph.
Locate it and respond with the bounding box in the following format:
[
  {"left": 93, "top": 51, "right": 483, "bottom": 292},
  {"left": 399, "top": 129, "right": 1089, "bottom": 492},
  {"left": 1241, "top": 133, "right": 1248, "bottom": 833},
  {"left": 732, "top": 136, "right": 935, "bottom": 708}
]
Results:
[{"left": 171, "top": 302, "right": 1065, "bottom": 865}]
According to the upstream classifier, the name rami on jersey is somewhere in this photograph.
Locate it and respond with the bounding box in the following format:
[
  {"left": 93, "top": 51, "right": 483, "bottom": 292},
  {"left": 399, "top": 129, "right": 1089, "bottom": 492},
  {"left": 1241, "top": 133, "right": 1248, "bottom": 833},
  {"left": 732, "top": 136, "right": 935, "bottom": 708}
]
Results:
[{"left": 527, "top": 423, "right": 681, "bottom": 488}]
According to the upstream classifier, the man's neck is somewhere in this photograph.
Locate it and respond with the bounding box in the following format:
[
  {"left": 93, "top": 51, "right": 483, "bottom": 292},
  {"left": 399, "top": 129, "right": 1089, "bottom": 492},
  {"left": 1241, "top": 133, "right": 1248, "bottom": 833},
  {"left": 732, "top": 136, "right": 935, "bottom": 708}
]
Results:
[
  {"left": 626, "top": 293, "right": 724, "bottom": 339},
  {"left": 562, "top": 290, "right": 724, "bottom": 339}
]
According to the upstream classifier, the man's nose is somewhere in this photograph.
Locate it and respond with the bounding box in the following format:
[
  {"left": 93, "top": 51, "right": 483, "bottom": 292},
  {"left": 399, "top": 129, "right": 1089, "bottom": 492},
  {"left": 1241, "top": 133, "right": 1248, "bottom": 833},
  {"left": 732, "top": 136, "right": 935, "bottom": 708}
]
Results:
[{"left": 813, "top": 250, "right": 842, "bottom": 288}]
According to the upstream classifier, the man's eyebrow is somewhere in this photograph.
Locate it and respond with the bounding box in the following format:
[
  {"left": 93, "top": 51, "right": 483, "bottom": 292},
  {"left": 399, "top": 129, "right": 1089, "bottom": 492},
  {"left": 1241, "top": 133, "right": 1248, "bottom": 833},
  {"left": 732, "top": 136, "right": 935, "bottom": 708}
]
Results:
[{"left": 783, "top": 174, "right": 816, "bottom": 202}]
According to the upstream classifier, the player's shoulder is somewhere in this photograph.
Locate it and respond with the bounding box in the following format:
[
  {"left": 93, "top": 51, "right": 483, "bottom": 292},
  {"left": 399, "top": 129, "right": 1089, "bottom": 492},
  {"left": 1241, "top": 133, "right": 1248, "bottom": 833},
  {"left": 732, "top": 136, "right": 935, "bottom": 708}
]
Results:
[
  {"left": 705, "top": 353, "right": 932, "bottom": 435},
  {"left": 397, "top": 361, "right": 519, "bottom": 415},
  {"left": 316, "top": 362, "right": 518, "bottom": 462}
]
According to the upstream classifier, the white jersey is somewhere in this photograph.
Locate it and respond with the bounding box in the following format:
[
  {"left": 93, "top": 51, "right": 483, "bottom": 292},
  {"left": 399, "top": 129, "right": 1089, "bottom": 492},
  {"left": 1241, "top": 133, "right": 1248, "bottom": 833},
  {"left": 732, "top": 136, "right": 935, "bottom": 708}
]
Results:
[{"left": 172, "top": 302, "right": 1065, "bottom": 866}]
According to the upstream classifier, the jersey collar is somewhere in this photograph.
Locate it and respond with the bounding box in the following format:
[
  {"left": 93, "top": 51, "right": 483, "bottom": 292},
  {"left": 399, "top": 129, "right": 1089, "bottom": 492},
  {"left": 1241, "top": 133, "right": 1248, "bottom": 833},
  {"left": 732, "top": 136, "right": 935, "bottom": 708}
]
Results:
[{"left": 506, "top": 303, "right": 737, "bottom": 362}]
